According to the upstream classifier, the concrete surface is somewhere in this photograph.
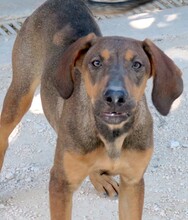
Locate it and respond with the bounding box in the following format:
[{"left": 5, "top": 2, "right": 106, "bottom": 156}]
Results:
[{"left": 0, "top": 0, "right": 45, "bottom": 20}]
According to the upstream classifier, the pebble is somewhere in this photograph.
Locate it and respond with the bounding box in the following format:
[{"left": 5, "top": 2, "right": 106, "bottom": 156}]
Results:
[
  {"left": 153, "top": 204, "right": 160, "bottom": 211},
  {"left": 160, "top": 210, "right": 166, "bottom": 217},
  {"left": 0, "top": 204, "right": 5, "bottom": 209},
  {"left": 25, "top": 177, "right": 32, "bottom": 182},
  {"left": 30, "top": 166, "right": 40, "bottom": 173},
  {"left": 170, "top": 140, "right": 180, "bottom": 149},
  {"left": 182, "top": 143, "right": 188, "bottom": 148},
  {"left": 5, "top": 171, "right": 14, "bottom": 180}
]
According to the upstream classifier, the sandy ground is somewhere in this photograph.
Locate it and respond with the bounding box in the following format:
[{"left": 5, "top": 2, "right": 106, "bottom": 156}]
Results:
[{"left": 0, "top": 3, "right": 188, "bottom": 220}]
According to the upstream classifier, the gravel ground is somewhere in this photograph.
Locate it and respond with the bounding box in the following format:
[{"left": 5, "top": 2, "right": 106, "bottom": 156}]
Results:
[{"left": 0, "top": 4, "right": 188, "bottom": 220}]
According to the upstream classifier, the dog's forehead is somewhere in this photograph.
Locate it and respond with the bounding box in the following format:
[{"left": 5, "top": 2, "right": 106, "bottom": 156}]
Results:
[
  {"left": 96, "top": 36, "right": 139, "bottom": 45},
  {"left": 89, "top": 36, "right": 143, "bottom": 58}
]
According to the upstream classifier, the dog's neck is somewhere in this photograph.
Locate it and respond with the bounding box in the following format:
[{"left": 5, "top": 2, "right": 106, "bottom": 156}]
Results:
[{"left": 95, "top": 116, "right": 134, "bottom": 159}]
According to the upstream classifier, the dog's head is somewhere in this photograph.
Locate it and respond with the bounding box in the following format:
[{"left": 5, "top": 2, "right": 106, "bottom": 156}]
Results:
[{"left": 55, "top": 33, "right": 183, "bottom": 125}]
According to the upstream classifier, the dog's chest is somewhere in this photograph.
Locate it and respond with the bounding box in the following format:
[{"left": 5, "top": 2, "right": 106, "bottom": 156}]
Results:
[{"left": 85, "top": 144, "right": 131, "bottom": 176}]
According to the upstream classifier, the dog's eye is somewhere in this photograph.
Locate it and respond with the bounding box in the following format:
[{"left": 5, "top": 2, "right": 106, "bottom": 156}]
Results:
[
  {"left": 92, "top": 59, "right": 102, "bottom": 68},
  {"left": 132, "top": 61, "right": 142, "bottom": 70}
]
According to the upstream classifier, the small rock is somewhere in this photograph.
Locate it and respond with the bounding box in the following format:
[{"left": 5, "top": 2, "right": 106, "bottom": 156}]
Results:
[
  {"left": 0, "top": 204, "right": 5, "bottom": 209},
  {"left": 182, "top": 143, "right": 188, "bottom": 148},
  {"left": 80, "top": 190, "right": 84, "bottom": 194},
  {"left": 30, "top": 166, "right": 40, "bottom": 172},
  {"left": 25, "top": 177, "right": 32, "bottom": 182},
  {"left": 5, "top": 171, "right": 14, "bottom": 180},
  {"left": 170, "top": 140, "right": 180, "bottom": 149},
  {"left": 153, "top": 204, "right": 160, "bottom": 211},
  {"left": 167, "top": 188, "right": 171, "bottom": 192},
  {"left": 160, "top": 210, "right": 166, "bottom": 217}
]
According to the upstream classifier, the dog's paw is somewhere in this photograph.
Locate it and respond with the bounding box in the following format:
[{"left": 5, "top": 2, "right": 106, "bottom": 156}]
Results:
[{"left": 89, "top": 172, "right": 119, "bottom": 198}]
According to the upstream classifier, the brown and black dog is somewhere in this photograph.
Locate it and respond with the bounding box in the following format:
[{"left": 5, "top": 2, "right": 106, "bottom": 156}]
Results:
[{"left": 0, "top": 0, "right": 183, "bottom": 219}]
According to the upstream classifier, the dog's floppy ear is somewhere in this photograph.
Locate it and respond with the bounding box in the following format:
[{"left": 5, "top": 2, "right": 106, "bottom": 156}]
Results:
[
  {"left": 143, "top": 39, "right": 183, "bottom": 115},
  {"left": 55, "top": 33, "right": 97, "bottom": 99}
]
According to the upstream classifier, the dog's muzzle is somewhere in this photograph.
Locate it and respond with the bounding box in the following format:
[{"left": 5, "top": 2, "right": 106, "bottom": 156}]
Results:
[{"left": 95, "top": 87, "right": 135, "bottom": 125}]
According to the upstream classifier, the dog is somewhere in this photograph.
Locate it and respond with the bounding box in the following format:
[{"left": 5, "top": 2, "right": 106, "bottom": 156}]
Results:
[{"left": 0, "top": 0, "right": 183, "bottom": 219}]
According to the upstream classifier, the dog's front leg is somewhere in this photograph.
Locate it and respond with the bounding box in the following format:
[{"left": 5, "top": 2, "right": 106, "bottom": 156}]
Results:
[
  {"left": 119, "top": 176, "right": 144, "bottom": 220},
  {"left": 118, "top": 148, "right": 153, "bottom": 220},
  {"left": 49, "top": 141, "right": 90, "bottom": 220},
  {"left": 49, "top": 166, "right": 73, "bottom": 220}
]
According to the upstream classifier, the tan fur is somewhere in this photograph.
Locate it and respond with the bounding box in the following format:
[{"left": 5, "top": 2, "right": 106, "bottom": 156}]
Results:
[
  {"left": 125, "top": 75, "right": 148, "bottom": 102},
  {"left": 124, "top": 49, "right": 134, "bottom": 61},
  {"left": 53, "top": 24, "right": 73, "bottom": 46},
  {"left": 101, "top": 49, "right": 110, "bottom": 61},
  {"left": 63, "top": 146, "right": 153, "bottom": 183},
  {"left": 83, "top": 70, "right": 109, "bottom": 104}
]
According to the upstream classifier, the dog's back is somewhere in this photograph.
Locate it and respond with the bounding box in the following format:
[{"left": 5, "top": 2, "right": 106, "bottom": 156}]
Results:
[{"left": 13, "top": 0, "right": 101, "bottom": 79}]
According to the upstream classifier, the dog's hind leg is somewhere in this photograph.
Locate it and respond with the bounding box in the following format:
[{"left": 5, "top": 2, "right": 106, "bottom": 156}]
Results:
[
  {"left": 0, "top": 24, "right": 44, "bottom": 171},
  {"left": 89, "top": 171, "right": 119, "bottom": 198},
  {"left": 0, "top": 75, "right": 40, "bottom": 170}
]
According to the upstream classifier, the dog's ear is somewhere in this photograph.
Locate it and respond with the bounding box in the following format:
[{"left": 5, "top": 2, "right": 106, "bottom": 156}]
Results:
[
  {"left": 143, "top": 39, "right": 183, "bottom": 115},
  {"left": 55, "top": 33, "right": 97, "bottom": 99}
]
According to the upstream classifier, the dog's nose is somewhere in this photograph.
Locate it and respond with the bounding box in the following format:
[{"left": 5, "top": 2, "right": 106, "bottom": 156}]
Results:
[{"left": 103, "top": 88, "right": 127, "bottom": 106}]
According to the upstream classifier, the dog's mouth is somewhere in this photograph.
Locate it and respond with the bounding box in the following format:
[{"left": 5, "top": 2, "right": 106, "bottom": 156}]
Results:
[
  {"left": 100, "top": 111, "right": 131, "bottom": 124},
  {"left": 94, "top": 98, "right": 136, "bottom": 125},
  {"left": 103, "top": 111, "right": 130, "bottom": 117}
]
